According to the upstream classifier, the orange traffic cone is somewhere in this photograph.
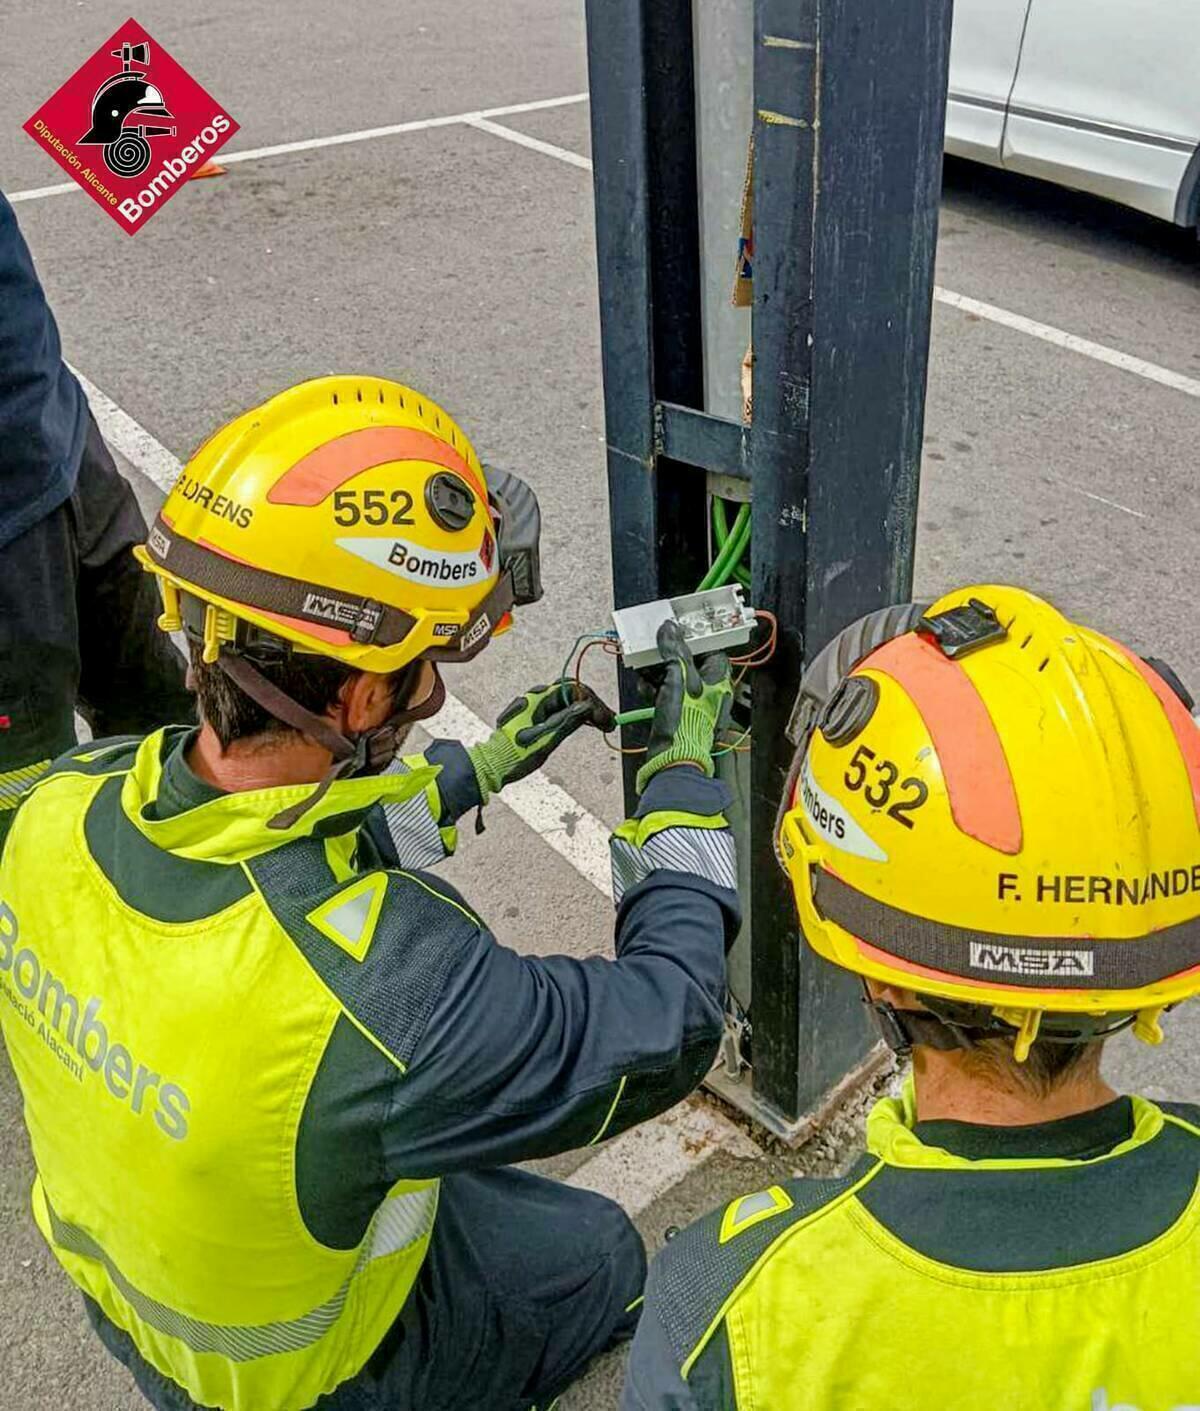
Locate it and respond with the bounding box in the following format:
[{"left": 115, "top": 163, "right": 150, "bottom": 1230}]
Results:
[{"left": 191, "top": 160, "right": 226, "bottom": 180}]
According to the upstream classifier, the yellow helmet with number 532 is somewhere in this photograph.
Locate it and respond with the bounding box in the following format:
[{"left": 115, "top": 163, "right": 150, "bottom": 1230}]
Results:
[
  {"left": 135, "top": 375, "right": 542, "bottom": 674},
  {"left": 775, "top": 586, "right": 1200, "bottom": 1057}
]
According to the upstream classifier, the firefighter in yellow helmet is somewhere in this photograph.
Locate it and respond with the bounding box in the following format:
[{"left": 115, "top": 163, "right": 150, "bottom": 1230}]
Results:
[
  {"left": 0, "top": 378, "right": 740, "bottom": 1411},
  {"left": 624, "top": 586, "right": 1200, "bottom": 1411}
]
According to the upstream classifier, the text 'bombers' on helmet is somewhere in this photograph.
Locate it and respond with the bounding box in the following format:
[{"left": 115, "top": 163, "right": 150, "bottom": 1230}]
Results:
[
  {"left": 776, "top": 584, "right": 1200, "bottom": 1024},
  {"left": 134, "top": 377, "right": 536, "bottom": 674}
]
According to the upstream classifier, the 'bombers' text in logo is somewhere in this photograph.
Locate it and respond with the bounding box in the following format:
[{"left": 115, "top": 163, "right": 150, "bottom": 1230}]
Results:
[{"left": 23, "top": 18, "right": 238, "bottom": 234}]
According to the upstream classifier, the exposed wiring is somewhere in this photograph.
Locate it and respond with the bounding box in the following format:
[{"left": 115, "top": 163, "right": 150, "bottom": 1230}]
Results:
[
  {"left": 712, "top": 497, "right": 752, "bottom": 590},
  {"left": 575, "top": 635, "right": 621, "bottom": 693},
  {"left": 568, "top": 499, "right": 766, "bottom": 764},
  {"left": 698, "top": 501, "right": 751, "bottom": 592},
  {"left": 559, "top": 631, "right": 617, "bottom": 706}
]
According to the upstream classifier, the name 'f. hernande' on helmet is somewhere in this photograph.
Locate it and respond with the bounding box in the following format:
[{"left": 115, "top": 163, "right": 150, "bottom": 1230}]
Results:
[
  {"left": 136, "top": 376, "right": 541, "bottom": 676},
  {"left": 775, "top": 586, "right": 1200, "bottom": 1058}
]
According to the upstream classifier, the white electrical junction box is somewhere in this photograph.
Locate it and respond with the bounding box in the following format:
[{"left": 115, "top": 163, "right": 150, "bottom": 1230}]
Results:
[{"left": 612, "top": 585, "right": 756, "bottom": 669}]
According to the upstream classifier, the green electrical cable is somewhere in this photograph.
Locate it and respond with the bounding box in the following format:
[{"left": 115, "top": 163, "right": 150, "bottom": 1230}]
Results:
[
  {"left": 712, "top": 498, "right": 752, "bottom": 590},
  {"left": 697, "top": 502, "right": 751, "bottom": 591}
]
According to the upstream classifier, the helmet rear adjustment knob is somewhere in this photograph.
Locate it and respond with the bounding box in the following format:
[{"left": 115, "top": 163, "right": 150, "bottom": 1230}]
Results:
[{"left": 818, "top": 675, "right": 879, "bottom": 746}]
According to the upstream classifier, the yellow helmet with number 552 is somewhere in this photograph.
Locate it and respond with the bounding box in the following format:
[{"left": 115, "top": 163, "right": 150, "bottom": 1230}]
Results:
[
  {"left": 775, "top": 586, "right": 1200, "bottom": 1057},
  {"left": 136, "top": 375, "right": 542, "bottom": 674}
]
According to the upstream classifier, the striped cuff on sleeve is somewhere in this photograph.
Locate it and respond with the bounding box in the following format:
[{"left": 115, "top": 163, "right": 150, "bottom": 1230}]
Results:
[{"left": 610, "top": 813, "right": 737, "bottom": 906}]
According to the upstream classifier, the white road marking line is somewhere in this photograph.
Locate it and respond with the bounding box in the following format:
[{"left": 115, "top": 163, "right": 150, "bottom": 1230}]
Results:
[
  {"left": 568, "top": 1096, "right": 762, "bottom": 1216},
  {"left": 70, "top": 367, "right": 185, "bottom": 494},
  {"left": 457, "top": 117, "right": 1200, "bottom": 408},
  {"left": 73, "top": 370, "right": 619, "bottom": 903},
  {"left": 465, "top": 117, "right": 593, "bottom": 171},
  {"left": 7, "top": 178, "right": 79, "bottom": 202},
  {"left": 425, "top": 694, "right": 615, "bottom": 898},
  {"left": 933, "top": 287, "right": 1200, "bottom": 401},
  {"left": 5, "top": 93, "right": 590, "bottom": 203},
  {"left": 1061, "top": 484, "right": 1147, "bottom": 520}
]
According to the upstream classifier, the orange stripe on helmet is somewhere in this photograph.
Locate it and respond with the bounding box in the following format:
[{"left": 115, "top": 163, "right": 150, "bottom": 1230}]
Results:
[
  {"left": 259, "top": 610, "right": 351, "bottom": 647},
  {"left": 859, "top": 635, "right": 1023, "bottom": 856},
  {"left": 1114, "top": 643, "right": 1200, "bottom": 830},
  {"left": 266, "top": 426, "right": 488, "bottom": 507}
]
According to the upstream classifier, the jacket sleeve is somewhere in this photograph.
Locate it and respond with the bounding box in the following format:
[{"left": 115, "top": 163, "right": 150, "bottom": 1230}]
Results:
[
  {"left": 622, "top": 1208, "right": 740, "bottom": 1411},
  {"left": 0, "top": 193, "right": 86, "bottom": 548},
  {"left": 621, "top": 1303, "right": 710, "bottom": 1411},
  {"left": 378, "top": 767, "right": 739, "bottom": 1174},
  {"left": 361, "top": 738, "right": 482, "bottom": 869}
]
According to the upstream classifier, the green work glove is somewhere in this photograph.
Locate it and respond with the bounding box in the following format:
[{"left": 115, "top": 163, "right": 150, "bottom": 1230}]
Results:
[
  {"left": 469, "top": 679, "right": 617, "bottom": 802},
  {"left": 636, "top": 621, "right": 733, "bottom": 794}
]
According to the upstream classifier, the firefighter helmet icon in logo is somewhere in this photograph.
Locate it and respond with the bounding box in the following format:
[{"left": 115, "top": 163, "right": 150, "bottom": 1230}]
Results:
[
  {"left": 24, "top": 18, "right": 238, "bottom": 233},
  {"left": 78, "top": 40, "right": 176, "bottom": 179}
]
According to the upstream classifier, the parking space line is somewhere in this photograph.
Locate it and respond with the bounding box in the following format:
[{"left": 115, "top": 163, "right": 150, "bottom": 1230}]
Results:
[
  {"left": 932, "top": 288, "right": 1200, "bottom": 401},
  {"left": 1059, "top": 483, "right": 1147, "bottom": 520},
  {"left": 460, "top": 118, "right": 1200, "bottom": 407},
  {"left": 465, "top": 117, "right": 592, "bottom": 171},
  {"left": 5, "top": 92, "right": 590, "bottom": 203},
  {"left": 73, "top": 369, "right": 618, "bottom": 901}
]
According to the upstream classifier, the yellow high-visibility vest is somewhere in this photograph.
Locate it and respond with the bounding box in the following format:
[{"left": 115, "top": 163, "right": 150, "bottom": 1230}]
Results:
[
  {"left": 0, "top": 732, "right": 442, "bottom": 1411},
  {"left": 643, "top": 1084, "right": 1200, "bottom": 1410}
]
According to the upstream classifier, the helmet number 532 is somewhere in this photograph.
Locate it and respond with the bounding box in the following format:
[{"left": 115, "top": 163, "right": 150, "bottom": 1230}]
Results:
[
  {"left": 843, "top": 744, "right": 929, "bottom": 829},
  {"left": 332, "top": 489, "right": 415, "bottom": 527}
]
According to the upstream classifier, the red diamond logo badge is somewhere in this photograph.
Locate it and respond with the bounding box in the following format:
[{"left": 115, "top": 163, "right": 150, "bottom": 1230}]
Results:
[{"left": 23, "top": 17, "right": 239, "bottom": 235}]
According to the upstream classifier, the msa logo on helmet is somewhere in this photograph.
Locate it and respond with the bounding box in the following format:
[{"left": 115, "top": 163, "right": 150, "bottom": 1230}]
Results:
[
  {"left": 968, "top": 941, "right": 1094, "bottom": 977},
  {"left": 337, "top": 536, "right": 497, "bottom": 588},
  {"left": 0, "top": 902, "right": 190, "bottom": 1140},
  {"left": 148, "top": 525, "right": 171, "bottom": 559},
  {"left": 302, "top": 592, "right": 382, "bottom": 636},
  {"left": 459, "top": 613, "right": 491, "bottom": 654}
]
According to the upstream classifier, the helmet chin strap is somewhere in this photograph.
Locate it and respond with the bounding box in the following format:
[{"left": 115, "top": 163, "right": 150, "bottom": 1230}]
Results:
[
  {"left": 215, "top": 652, "right": 447, "bottom": 830},
  {"left": 862, "top": 980, "right": 1137, "bottom": 1059}
]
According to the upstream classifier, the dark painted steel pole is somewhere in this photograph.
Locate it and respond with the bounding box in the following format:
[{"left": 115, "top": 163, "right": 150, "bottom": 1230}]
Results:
[{"left": 749, "top": 0, "right": 953, "bottom": 1121}]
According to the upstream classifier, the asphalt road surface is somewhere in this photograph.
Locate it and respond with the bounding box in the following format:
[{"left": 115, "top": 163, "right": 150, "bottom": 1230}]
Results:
[{"left": 2, "top": 3, "right": 1199, "bottom": 1408}]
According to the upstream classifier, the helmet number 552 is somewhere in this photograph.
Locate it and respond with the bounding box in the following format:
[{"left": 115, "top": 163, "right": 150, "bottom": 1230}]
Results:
[
  {"left": 333, "top": 489, "right": 415, "bottom": 527},
  {"left": 843, "top": 744, "right": 929, "bottom": 830}
]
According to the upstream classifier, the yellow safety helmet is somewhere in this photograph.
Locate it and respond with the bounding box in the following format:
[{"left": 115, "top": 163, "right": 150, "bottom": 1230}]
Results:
[
  {"left": 136, "top": 375, "right": 542, "bottom": 675},
  {"left": 775, "top": 586, "right": 1200, "bottom": 1058}
]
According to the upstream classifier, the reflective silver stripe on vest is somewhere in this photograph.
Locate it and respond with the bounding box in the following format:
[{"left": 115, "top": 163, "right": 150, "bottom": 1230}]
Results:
[
  {"left": 379, "top": 758, "right": 446, "bottom": 868},
  {"left": 46, "top": 1184, "right": 437, "bottom": 1363},
  {"left": 0, "top": 759, "right": 51, "bottom": 809},
  {"left": 611, "top": 826, "right": 737, "bottom": 905}
]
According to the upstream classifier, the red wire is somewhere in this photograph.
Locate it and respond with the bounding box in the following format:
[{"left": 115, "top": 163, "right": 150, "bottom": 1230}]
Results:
[{"left": 575, "top": 636, "right": 620, "bottom": 694}]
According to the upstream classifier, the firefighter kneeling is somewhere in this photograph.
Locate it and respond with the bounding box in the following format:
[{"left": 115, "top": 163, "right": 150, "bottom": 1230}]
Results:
[
  {"left": 0, "top": 377, "right": 740, "bottom": 1411},
  {"left": 624, "top": 587, "right": 1200, "bottom": 1411}
]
